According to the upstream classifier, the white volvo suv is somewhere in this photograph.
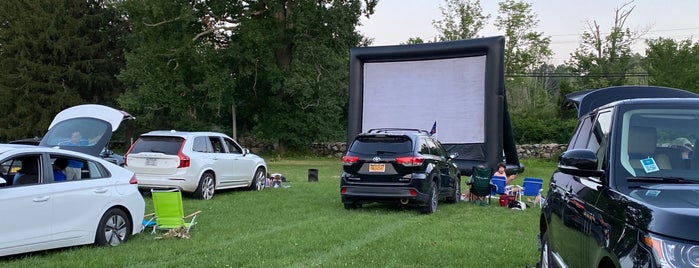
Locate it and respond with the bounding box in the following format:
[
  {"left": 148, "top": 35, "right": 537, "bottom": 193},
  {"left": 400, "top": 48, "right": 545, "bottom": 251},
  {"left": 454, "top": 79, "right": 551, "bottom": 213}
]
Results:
[{"left": 124, "top": 131, "right": 267, "bottom": 200}]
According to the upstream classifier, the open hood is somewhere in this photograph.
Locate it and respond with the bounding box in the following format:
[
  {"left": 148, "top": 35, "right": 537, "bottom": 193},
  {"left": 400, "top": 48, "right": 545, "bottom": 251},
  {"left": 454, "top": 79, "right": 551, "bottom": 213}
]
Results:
[{"left": 39, "top": 104, "right": 134, "bottom": 157}]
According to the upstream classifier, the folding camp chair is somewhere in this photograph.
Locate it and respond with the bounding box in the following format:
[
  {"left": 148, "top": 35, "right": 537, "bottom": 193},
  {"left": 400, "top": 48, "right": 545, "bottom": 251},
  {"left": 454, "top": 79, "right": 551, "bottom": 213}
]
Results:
[
  {"left": 143, "top": 189, "right": 202, "bottom": 236},
  {"left": 490, "top": 176, "right": 507, "bottom": 197},
  {"left": 469, "top": 166, "right": 494, "bottom": 205},
  {"left": 519, "top": 177, "right": 544, "bottom": 207}
]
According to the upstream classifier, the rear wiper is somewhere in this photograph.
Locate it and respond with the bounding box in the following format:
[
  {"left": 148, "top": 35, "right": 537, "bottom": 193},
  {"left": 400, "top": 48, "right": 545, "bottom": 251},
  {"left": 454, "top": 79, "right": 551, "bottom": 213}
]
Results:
[{"left": 627, "top": 177, "right": 699, "bottom": 184}]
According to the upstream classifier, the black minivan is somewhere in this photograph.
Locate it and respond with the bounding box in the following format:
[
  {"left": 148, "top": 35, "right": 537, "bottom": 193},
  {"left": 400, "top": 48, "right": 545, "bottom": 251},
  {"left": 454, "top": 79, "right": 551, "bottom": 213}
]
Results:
[{"left": 539, "top": 86, "right": 699, "bottom": 268}]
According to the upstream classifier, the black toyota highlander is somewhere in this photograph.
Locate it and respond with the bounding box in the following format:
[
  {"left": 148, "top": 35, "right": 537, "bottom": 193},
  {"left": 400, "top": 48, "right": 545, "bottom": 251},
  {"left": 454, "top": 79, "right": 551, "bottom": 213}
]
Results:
[
  {"left": 539, "top": 86, "right": 699, "bottom": 268},
  {"left": 340, "top": 128, "right": 461, "bottom": 214}
]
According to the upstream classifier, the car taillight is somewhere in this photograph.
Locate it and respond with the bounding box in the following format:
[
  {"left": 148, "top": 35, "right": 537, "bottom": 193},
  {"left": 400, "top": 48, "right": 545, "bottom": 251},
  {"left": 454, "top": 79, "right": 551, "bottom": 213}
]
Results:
[
  {"left": 178, "top": 151, "right": 190, "bottom": 168},
  {"left": 409, "top": 189, "right": 417, "bottom": 196},
  {"left": 395, "top": 156, "right": 423, "bottom": 167},
  {"left": 341, "top": 187, "right": 347, "bottom": 194},
  {"left": 341, "top": 155, "right": 359, "bottom": 165},
  {"left": 129, "top": 174, "right": 138, "bottom": 185}
]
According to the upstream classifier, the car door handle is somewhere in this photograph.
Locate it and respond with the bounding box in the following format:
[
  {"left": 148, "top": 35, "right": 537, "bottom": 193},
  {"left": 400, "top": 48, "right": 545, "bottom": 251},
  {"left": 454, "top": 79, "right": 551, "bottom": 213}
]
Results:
[
  {"left": 33, "top": 196, "right": 50, "bottom": 202},
  {"left": 93, "top": 188, "right": 108, "bottom": 194}
]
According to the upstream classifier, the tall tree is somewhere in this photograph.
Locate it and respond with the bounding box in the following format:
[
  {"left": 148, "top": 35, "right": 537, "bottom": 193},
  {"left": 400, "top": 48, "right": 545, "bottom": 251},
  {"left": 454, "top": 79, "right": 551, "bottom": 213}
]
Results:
[
  {"left": 223, "top": 0, "right": 376, "bottom": 150},
  {"left": 433, "top": 0, "right": 490, "bottom": 41},
  {"left": 117, "top": 0, "right": 239, "bottom": 134},
  {"left": 0, "top": 0, "right": 127, "bottom": 140},
  {"left": 117, "top": 0, "right": 376, "bottom": 150},
  {"left": 495, "top": 0, "right": 552, "bottom": 75},
  {"left": 645, "top": 38, "right": 699, "bottom": 92},
  {"left": 566, "top": 1, "right": 642, "bottom": 89}
]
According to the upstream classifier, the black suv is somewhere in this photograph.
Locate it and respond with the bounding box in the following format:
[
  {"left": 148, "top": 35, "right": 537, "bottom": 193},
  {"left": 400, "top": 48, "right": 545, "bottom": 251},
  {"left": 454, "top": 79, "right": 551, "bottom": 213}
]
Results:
[
  {"left": 340, "top": 128, "right": 461, "bottom": 214},
  {"left": 539, "top": 86, "right": 699, "bottom": 268}
]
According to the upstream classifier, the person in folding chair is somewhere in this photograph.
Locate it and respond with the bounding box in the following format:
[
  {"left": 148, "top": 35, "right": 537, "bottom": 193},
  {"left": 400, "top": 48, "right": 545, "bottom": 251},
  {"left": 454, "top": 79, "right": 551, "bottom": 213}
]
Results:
[{"left": 143, "top": 189, "right": 202, "bottom": 238}]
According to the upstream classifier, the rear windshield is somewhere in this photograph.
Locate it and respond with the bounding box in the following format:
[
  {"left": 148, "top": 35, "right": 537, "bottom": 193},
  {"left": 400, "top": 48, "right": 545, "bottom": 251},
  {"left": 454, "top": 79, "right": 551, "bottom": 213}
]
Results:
[
  {"left": 129, "top": 136, "right": 184, "bottom": 155},
  {"left": 349, "top": 136, "right": 413, "bottom": 154}
]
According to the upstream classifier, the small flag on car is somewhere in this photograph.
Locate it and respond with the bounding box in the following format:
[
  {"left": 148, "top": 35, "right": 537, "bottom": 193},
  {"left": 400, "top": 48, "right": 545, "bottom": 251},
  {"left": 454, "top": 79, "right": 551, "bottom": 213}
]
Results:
[{"left": 430, "top": 121, "right": 437, "bottom": 135}]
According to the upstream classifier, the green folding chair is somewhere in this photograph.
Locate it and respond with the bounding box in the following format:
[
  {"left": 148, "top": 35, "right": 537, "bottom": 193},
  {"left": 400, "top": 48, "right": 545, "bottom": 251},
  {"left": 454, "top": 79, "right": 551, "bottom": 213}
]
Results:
[
  {"left": 143, "top": 189, "right": 201, "bottom": 235},
  {"left": 469, "top": 166, "right": 494, "bottom": 205}
]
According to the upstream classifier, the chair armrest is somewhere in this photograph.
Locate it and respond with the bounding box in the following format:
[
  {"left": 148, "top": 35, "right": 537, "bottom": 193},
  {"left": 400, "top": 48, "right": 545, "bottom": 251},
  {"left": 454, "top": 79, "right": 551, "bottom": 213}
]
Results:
[{"left": 184, "top": 210, "right": 202, "bottom": 219}]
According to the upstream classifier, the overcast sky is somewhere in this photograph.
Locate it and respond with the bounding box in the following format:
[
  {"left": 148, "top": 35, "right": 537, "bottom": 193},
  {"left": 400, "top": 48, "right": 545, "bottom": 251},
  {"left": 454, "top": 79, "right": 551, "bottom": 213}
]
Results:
[{"left": 358, "top": 0, "right": 699, "bottom": 64}]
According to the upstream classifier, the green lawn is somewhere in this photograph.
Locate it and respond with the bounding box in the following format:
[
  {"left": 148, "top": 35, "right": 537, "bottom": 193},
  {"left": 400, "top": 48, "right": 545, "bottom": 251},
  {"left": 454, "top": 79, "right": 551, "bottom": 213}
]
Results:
[{"left": 2, "top": 158, "right": 556, "bottom": 267}]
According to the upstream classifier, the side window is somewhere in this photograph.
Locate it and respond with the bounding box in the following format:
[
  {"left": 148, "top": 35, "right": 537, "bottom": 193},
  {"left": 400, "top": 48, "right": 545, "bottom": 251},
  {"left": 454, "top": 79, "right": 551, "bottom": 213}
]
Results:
[
  {"left": 424, "top": 137, "right": 442, "bottom": 157},
  {"left": 569, "top": 115, "right": 594, "bottom": 149},
  {"left": 210, "top": 137, "right": 224, "bottom": 153},
  {"left": 192, "top": 136, "right": 213, "bottom": 153},
  {"left": 224, "top": 138, "right": 243, "bottom": 154},
  {"left": 588, "top": 111, "right": 612, "bottom": 169},
  {"left": 1, "top": 154, "right": 43, "bottom": 187},
  {"left": 419, "top": 138, "right": 430, "bottom": 155},
  {"left": 51, "top": 155, "right": 106, "bottom": 181}
]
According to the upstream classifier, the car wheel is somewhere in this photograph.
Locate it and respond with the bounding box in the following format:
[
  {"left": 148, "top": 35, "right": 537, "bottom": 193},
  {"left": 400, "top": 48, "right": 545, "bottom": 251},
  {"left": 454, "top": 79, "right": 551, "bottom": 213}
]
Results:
[
  {"left": 538, "top": 230, "right": 551, "bottom": 268},
  {"left": 420, "top": 182, "right": 439, "bottom": 214},
  {"left": 193, "top": 172, "right": 215, "bottom": 200},
  {"left": 446, "top": 176, "right": 461, "bottom": 203},
  {"left": 249, "top": 167, "right": 266, "bottom": 191},
  {"left": 95, "top": 208, "right": 131, "bottom": 247}
]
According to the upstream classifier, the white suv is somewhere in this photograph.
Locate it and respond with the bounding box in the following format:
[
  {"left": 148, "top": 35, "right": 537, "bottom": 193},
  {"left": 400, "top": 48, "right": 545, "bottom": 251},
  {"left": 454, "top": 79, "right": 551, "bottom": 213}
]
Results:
[{"left": 124, "top": 131, "right": 267, "bottom": 200}]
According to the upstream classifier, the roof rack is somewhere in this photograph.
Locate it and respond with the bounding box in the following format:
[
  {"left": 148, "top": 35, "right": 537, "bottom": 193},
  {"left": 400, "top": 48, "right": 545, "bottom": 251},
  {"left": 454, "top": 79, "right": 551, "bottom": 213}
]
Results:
[{"left": 367, "top": 128, "right": 429, "bottom": 134}]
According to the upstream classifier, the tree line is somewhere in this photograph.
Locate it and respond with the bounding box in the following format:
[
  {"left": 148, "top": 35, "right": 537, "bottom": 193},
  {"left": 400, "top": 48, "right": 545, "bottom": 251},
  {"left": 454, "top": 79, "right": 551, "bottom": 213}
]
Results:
[{"left": 0, "top": 0, "right": 697, "bottom": 153}]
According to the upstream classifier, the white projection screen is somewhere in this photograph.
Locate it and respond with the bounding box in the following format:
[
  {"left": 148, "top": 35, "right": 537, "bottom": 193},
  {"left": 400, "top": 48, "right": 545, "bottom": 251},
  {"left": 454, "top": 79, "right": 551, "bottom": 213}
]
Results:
[
  {"left": 348, "top": 36, "right": 520, "bottom": 175},
  {"left": 362, "top": 56, "right": 486, "bottom": 144}
]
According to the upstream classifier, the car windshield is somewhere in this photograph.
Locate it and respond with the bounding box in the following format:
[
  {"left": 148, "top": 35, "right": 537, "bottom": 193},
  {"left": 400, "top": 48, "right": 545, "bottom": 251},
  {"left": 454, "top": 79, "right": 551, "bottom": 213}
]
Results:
[
  {"left": 348, "top": 136, "right": 413, "bottom": 155},
  {"left": 618, "top": 107, "right": 699, "bottom": 182}
]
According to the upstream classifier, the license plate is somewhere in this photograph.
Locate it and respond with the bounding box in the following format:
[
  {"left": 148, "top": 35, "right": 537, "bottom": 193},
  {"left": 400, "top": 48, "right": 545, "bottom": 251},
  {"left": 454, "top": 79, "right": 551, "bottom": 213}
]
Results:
[
  {"left": 369, "top": 163, "right": 385, "bottom": 173},
  {"left": 146, "top": 158, "right": 157, "bottom": 166}
]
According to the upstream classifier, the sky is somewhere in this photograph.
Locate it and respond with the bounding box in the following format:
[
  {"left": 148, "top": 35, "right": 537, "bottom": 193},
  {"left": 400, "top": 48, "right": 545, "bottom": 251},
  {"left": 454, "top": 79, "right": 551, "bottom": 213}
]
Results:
[{"left": 358, "top": 0, "right": 699, "bottom": 65}]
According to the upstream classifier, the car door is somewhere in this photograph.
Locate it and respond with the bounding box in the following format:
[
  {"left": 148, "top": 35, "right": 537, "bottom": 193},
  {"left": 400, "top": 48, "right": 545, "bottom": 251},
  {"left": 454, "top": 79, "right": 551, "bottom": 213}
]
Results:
[
  {"left": 208, "top": 136, "right": 238, "bottom": 187},
  {"left": 0, "top": 154, "right": 54, "bottom": 255},
  {"left": 49, "top": 155, "right": 113, "bottom": 242},
  {"left": 551, "top": 110, "right": 611, "bottom": 266},
  {"left": 223, "top": 137, "right": 255, "bottom": 184}
]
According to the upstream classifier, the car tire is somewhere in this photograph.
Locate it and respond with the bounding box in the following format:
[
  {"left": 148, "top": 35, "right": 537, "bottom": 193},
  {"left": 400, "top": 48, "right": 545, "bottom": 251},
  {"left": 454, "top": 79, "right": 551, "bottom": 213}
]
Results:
[
  {"left": 446, "top": 176, "right": 461, "bottom": 203},
  {"left": 95, "top": 208, "right": 131, "bottom": 247},
  {"left": 420, "top": 182, "right": 439, "bottom": 214},
  {"left": 193, "top": 172, "right": 215, "bottom": 200},
  {"left": 538, "top": 230, "right": 551, "bottom": 268},
  {"left": 249, "top": 167, "right": 266, "bottom": 191}
]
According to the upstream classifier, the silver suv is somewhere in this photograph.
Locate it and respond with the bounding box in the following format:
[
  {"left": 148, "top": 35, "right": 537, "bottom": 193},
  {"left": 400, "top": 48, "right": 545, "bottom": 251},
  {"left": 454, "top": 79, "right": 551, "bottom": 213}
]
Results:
[{"left": 124, "top": 130, "right": 267, "bottom": 200}]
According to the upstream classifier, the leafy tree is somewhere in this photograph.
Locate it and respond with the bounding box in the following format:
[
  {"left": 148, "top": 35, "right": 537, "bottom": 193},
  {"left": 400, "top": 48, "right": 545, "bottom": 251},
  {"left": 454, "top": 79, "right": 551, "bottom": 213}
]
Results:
[
  {"left": 117, "top": 0, "right": 235, "bottom": 134},
  {"left": 433, "top": 0, "right": 490, "bottom": 41},
  {"left": 495, "top": 0, "right": 552, "bottom": 75},
  {"left": 0, "top": 0, "right": 127, "bottom": 140},
  {"left": 566, "top": 1, "right": 643, "bottom": 89},
  {"left": 117, "top": 0, "right": 376, "bottom": 151},
  {"left": 645, "top": 38, "right": 699, "bottom": 92}
]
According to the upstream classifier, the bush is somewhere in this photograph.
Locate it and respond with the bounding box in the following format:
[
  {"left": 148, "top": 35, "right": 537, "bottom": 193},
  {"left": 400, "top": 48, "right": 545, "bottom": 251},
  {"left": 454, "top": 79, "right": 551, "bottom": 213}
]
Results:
[{"left": 511, "top": 115, "right": 577, "bottom": 144}]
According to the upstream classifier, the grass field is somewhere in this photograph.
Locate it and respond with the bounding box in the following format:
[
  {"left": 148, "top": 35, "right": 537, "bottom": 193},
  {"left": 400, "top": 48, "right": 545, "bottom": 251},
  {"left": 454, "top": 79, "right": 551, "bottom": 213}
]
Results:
[{"left": 2, "top": 157, "right": 556, "bottom": 267}]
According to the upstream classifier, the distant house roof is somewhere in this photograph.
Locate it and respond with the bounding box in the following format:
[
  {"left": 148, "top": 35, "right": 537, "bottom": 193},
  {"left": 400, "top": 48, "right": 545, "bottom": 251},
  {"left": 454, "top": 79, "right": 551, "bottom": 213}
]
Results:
[{"left": 564, "top": 86, "right": 699, "bottom": 118}]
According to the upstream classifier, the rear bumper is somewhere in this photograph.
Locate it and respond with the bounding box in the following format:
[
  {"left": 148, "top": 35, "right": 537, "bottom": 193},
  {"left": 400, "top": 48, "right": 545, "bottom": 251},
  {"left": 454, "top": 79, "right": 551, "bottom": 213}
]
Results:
[
  {"left": 341, "top": 185, "right": 429, "bottom": 204},
  {"left": 136, "top": 175, "right": 198, "bottom": 192},
  {"left": 340, "top": 172, "right": 430, "bottom": 205}
]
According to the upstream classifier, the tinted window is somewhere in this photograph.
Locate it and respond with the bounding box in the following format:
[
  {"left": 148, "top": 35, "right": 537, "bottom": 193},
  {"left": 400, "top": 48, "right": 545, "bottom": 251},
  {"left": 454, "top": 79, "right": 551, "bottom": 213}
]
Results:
[
  {"left": 43, "top": 118, "right": 111, "bottom": 147},
  {"left": 349, "top": 136, "right": 413, "bottom": 154},
  {"left": 210, "top": 137, "right": 224, "bottom": 153},
  {"left": 419, "top": 138, "right": 431, "bottom": 155},
  {"left": 129, "top": 136, "right": 183, "bottom": 155},
  {"left": 192, "top": 136, "right": 212, "bottom": 153}
]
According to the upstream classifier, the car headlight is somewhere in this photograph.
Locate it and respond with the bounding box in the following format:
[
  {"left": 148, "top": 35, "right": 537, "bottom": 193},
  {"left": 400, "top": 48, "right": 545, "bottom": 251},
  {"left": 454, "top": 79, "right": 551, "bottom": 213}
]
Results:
[{"left": 644, "top": 233, "right": 699, "bottom": 268}]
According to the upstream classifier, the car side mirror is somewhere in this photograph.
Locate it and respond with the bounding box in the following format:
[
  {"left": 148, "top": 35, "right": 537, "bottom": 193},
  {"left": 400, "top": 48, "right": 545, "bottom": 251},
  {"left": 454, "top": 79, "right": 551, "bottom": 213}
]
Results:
[
  {"left": 0, "top": 177, "right": 6, "bottom": 187},
  {"left": 557, "top": 149, "right": 604, "bottom": 177},
  {"left": 243, "top": 148, "right": 250, "bottom": 155}
]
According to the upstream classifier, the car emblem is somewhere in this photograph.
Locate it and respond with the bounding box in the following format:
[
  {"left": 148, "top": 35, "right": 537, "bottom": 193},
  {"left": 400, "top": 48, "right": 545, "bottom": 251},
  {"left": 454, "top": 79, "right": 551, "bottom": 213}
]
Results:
[{"left": 372, "top": 157, "right": 381, "bottom": 162}]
